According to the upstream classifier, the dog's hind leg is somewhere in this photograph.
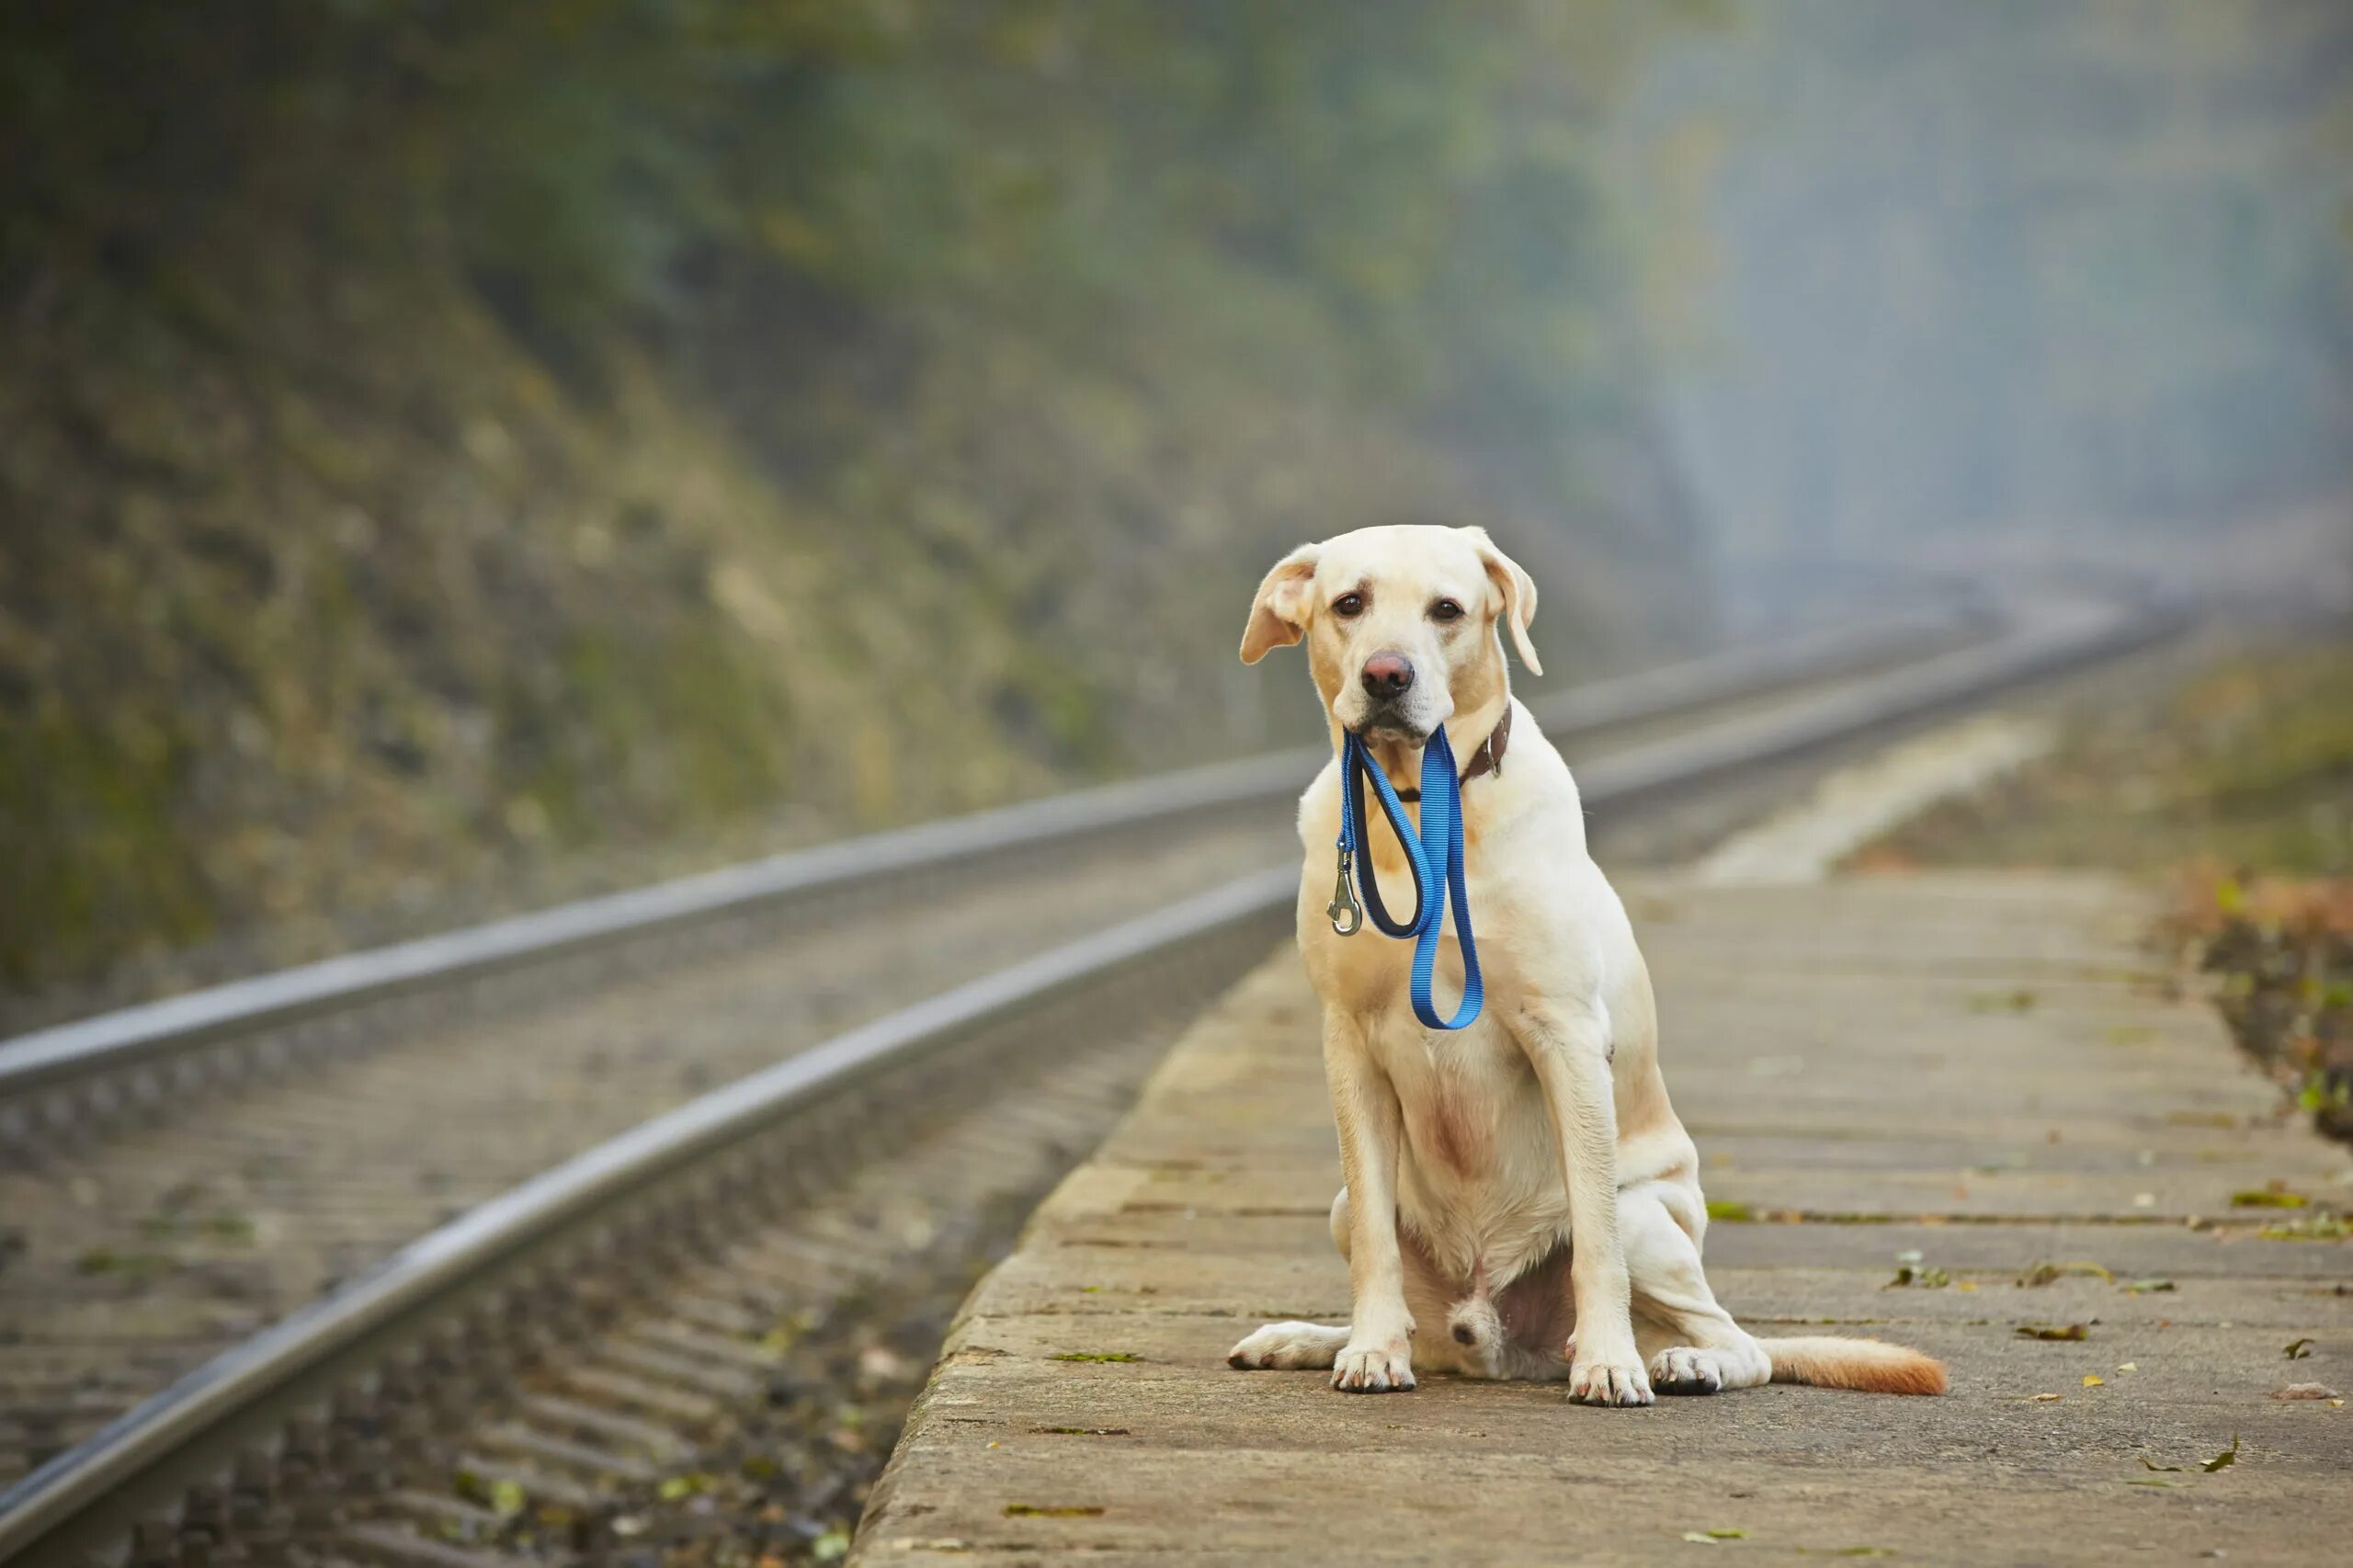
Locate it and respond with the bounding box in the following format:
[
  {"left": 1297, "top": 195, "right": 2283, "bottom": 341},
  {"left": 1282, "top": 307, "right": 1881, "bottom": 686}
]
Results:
[
  {"left": 1230, "top": 1187, "right": 1473, "bottom": 1377},
  {"left": 1227, "top": 1320, "right": 1350, "bottom": 1369},
  {"left": 1228, "top": 1187, "right": 1357, "bottom": 1369},
  {"left": 1622, "top": 1180, "right": 1771, "bottom": 1394}
]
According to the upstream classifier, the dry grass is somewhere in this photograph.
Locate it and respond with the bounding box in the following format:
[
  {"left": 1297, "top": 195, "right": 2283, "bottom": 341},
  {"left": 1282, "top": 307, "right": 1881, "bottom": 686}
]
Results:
[{"left": 2165, "top": 864, "right": 2353, "bottom": 1141}]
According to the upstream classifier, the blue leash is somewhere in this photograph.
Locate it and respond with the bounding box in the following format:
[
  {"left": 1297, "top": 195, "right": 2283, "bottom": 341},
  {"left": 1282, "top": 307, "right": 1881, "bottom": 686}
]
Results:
[{"left": 1326, "top": 725, "right": 1483, "bottom": 1031}]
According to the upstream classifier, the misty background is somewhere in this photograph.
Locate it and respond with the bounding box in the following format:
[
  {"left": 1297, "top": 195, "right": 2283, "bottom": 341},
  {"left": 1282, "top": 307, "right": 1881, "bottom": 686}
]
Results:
[{"left": 3, "top": 0, "right": 2347, "bottom": 1013}]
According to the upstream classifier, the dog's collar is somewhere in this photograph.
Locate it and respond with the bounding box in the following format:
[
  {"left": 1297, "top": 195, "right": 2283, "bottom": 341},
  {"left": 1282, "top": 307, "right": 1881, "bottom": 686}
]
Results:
[{"left": 1393, "top": 704, "right": 1510, "bottom": 803}]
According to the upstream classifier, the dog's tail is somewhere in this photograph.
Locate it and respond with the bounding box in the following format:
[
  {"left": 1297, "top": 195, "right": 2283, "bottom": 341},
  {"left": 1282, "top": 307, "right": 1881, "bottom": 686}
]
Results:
[{"left": 1756, "top": 1336, "right": 1948, "bottom": 1395}]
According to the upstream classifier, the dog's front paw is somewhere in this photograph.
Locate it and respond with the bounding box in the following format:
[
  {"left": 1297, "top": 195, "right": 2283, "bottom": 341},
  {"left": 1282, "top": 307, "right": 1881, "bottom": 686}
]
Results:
[
  {"left": 1565, "top": 1336, "right": 1654, "bottom": 1407},
  {"left": 1331, "top": 1338, "right": 1416, "bottom": 1393}
]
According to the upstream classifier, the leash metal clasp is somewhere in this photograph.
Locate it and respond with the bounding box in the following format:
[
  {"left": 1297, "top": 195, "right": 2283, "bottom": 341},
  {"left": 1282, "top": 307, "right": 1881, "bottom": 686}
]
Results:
[{"left": 1327, "top": 846, "right": 1363, "bottom": 936}]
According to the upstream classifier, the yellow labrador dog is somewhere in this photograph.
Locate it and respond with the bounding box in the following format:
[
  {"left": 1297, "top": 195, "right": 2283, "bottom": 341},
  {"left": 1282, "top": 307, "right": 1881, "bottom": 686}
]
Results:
[{"left": 1226, "top": 524, "right": 1946, "bottom": 1405}]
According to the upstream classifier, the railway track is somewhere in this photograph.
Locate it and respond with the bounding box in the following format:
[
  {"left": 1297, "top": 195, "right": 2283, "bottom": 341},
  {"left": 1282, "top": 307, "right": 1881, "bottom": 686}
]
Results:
[
  {"left": 0, "top": 597, "right": 2172, "bottom": 1564},
  {"left": 0, "top": 606, "right": 1977, "bottom": 1488}
]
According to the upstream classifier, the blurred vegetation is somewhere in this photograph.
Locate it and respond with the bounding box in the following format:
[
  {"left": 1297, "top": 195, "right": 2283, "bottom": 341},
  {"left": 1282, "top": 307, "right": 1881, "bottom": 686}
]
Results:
[
  {"left": 9, "top": 2, "right": 2346, "bottom": 1010},
  {"left": 2170, "top": 872, "right": 2353, "bottom": 1143},
  {"left": 1856, "top": 638, "right": 2353, "bottom": 876},
  {"left": 1645, "top": 0, "right": 2353, "bottom": 568},
  {"left": 0, "top": 1, "right": 1721, "bottom": 1006}
]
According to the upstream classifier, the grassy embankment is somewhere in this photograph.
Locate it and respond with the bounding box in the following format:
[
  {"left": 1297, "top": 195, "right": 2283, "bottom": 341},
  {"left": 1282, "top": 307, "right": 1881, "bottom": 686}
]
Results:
[{"left": 0, "top": 3, "right": 1715, "bottom": 1022}]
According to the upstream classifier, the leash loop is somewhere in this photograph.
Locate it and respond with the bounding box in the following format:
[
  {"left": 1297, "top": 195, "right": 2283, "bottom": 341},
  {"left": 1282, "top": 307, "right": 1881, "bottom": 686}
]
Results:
[
  {"left": 1331, "top": 725, "right": 1484, "bottom": 1031},
  {"left": 1340, "top": 734, "right": 1427, "bottom": 940}
]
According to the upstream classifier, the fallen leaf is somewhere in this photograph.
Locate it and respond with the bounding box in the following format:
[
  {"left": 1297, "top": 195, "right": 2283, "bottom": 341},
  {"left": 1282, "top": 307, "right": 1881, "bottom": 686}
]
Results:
[
  {"left": 1885, "top": 1256, "right": 1949, "bottom": 1289},
  {"left": 2121, "top": 1278, "right": 2177, "bottom": 1294},
  {"left": 2273, "top": 1382, "right": 2341, "bottom": 1400},
  {"left": 2258, "top": 1214, "right": 2352, "bottom": 1241},
  {"left": 2232, "top": 1190, "right": 2308, "bottom": 1209},
  {"left": 2031, "top": 1392, "right": 2063, "bottom": 1402},
  {"left": 2284, "top": 1338, "right": 2314, "bottom": 1359},
  {"left": 2127, "top": 1479, "right": 2183, "bottom": 1488},
  {"left": 2082, "top": 1373, "right": 2105, "bottom": 1387},
  {"left": 2116, "top": 1362, "right": 2138, "bottom": 1373},
  {"left": 2201, "top": 1434, "right": 2240, "bottom": 1472},
  {"left": 2018, "top": 1324, "right": 2091, "bottom": 1341},
  {"left": 2018, "top": 1260, "right": 2112, "bottom": 1287},
  {"left": 1682, "top": 1528, "right": 1748, "bottom": 1542}
]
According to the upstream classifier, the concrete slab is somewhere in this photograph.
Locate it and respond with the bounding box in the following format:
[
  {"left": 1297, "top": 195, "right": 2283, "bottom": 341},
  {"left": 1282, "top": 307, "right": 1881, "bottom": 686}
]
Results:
[{"left": 857, "top": 877, "right": 2353, "bottom": 1566}]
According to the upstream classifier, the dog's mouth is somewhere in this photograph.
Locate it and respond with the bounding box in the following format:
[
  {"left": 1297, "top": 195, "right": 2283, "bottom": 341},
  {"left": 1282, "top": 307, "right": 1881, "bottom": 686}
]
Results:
[
  {"left": 1348, "top": 715, "right": 1431, "bottom": 746},
  {"left": 1347, "top": 690, "right": 1446, "bottom": 747}
]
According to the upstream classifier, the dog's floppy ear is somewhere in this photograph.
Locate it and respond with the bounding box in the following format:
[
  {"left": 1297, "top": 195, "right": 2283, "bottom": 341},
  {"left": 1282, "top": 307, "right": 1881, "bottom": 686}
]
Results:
[
  {"left": 1467, "top": 528, "right": 1542, "bottom": 676},
  {"left": 1239, "top": 542, "right": 1321, "bottom": 664}
]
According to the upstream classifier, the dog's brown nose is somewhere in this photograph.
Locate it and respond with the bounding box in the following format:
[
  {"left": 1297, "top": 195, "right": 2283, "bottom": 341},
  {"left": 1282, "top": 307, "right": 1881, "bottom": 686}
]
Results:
[{"left": 1360, "top": 653, "right": 1415, "bottom": 699}]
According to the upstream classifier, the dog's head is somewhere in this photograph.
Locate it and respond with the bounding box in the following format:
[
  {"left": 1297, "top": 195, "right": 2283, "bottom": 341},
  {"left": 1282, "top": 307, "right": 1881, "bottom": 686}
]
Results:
[{"left": 1239, "top": 524, "right": 1540, "bottom": 744}]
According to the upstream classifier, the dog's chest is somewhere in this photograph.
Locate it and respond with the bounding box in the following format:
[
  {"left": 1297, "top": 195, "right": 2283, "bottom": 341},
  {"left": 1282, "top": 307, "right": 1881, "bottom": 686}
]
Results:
[
  {"left": 1368, "top": 1017, "right": 1549, "bottom": 1181},
  {"left": 1368, "top": 1017, "right": 1570, "bottom": 1274}
]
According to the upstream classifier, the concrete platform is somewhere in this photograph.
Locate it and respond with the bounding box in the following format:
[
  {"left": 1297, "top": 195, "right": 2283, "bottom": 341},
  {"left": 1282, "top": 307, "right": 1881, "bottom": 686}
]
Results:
[{"left": 856, "top": 876, "right": 2353, "bottom": 1566}]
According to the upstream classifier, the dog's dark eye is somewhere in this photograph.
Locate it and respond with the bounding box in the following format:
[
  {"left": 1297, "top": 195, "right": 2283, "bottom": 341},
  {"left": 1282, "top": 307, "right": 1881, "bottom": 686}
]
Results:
[
  {"left": 1430, "top": 598, "right": 1464, "bottom": 622},
  {"left": 1333, "top": 592, "right": 1366, "bottom": 618}
]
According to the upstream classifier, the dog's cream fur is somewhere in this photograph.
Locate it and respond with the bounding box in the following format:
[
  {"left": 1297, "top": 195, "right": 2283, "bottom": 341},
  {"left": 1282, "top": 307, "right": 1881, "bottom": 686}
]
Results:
[{"left": 1228, "top": 525, "right": 1946, "bottom": 1403}]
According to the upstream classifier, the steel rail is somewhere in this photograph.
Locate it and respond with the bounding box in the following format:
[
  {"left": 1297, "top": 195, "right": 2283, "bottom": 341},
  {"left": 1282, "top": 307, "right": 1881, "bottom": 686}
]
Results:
[
  {"left": 0, "top": 594, "right": 2173, "bottom": 1563},
  {"left": 1525, "top": 600, "right": 1985, "bottom": 733},
  {"left": 1570, "top": 597, "right": 2169, "bottom": 801},
  {"left": 0, "top": 604, "right": 1980, "bottom": 1104}
]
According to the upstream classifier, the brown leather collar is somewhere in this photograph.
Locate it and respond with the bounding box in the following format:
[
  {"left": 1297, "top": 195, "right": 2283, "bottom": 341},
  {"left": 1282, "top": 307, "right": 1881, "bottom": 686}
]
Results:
[{"left": 1395, "top": 704, "right": 1511, "bottom": 802}]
